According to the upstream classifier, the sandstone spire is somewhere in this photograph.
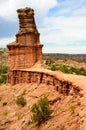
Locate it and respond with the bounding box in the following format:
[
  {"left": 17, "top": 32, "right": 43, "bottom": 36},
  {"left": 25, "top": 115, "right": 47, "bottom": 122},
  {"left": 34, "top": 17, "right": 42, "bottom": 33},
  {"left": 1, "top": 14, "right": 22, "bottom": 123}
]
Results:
[
  {"left": 17, "top": 7, "right": 38, "bottom": 34},
  {"left": 7, "top": 7, "right": 43, "bottom": 69},
  {"left": 7, "top": 7, "right": 43, "bottom": 84}
]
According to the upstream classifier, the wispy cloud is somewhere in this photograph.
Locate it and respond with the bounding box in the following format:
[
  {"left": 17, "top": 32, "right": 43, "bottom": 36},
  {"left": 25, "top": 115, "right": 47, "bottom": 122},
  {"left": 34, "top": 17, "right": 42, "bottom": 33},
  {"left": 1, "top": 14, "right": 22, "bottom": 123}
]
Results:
[
  {"left": 0, "top": 0, "right": 86, "bottom": 54},
  {"left": 44, "top": 45, "right": 86, "bottom": 54},
  {"left": 40, "top": 16, "right": 86, "bottom": 45},
  {"left": 0, "top": 0, "right": 57, "bottom": 21},
  {"left": 0, "top": 37, "right": 15, "bottom": 48}
]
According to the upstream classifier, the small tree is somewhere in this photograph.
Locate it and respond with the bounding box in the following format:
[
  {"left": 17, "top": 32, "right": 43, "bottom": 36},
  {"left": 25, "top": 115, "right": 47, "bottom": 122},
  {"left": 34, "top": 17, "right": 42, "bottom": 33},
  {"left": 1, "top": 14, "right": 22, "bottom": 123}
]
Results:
[{"left": 31, "top": 95, "right": 52, "bottom": 124}]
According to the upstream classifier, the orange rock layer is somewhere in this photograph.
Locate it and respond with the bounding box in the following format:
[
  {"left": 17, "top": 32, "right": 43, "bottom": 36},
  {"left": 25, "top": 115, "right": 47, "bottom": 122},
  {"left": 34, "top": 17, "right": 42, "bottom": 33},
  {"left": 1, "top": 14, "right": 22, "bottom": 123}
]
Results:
[{"left": 7, "top": 7, "right": 43, "bottom": 84}]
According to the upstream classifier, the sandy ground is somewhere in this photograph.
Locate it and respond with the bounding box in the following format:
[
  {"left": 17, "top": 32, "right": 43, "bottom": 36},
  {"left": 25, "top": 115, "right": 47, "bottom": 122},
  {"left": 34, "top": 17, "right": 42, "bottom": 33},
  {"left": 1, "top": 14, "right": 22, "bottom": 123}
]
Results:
[{"left": 0, "top": 71, "right": 86, "bottom": 130}]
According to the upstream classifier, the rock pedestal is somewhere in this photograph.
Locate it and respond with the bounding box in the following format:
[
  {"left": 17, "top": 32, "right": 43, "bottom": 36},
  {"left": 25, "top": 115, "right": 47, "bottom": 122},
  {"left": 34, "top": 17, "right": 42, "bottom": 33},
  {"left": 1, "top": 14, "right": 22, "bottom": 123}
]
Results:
[{"left": 7, "top": 7, "right": 43, "bottom": 84}]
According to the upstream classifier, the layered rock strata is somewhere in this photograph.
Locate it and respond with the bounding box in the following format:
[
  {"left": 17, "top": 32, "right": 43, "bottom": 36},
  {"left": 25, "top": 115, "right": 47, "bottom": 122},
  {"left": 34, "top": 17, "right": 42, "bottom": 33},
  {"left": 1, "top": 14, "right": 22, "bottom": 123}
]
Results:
[
  {"left": 9, "top": 68, "right": 82, "bottom": 97},
  {"left": 7, "top": 7, "right": 43, "bottom": 84}
]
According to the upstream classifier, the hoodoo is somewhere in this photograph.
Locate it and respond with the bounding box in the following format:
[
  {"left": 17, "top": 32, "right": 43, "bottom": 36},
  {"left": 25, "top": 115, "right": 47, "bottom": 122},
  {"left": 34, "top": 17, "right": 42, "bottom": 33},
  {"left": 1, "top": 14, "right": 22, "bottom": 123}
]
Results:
[{"left": 7, "top": 7, "right": 43, "bottom": 84}]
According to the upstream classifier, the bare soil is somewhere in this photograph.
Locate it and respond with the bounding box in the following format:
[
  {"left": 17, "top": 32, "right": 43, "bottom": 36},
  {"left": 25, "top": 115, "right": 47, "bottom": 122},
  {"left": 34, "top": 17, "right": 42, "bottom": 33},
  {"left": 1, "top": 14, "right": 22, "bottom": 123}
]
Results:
[{"left": 0, "top": 72, "right": 86, "bottom": 130}]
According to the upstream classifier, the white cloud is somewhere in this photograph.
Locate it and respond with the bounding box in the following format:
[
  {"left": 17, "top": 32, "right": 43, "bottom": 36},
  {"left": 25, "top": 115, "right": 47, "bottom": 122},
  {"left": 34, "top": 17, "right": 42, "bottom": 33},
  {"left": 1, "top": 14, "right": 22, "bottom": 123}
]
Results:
[
  {"left": 52, "top": 0, "right": 86, "bottom": 17},
  {"left": 43, "top": 46, "right": 86, "bottom": 54},
  {"left": 0, "top": 0, "right": 86, "bottom": 54},
  {"left": 72, "top": 7, "right": 86, "bottom": 16},
  {"left": 1, "top": 37, "right": 86, "bottom": 54},
  {"left": 39, "top": 15, "right": 86, "bottom": 45},
  {"left": 29, "top": 0, "right": 57, "bottom": 15},
  {"left": 0, "top": 0, "right": 57, "bottom": 21},
  {"left": 0, "top": 37, "right": 15, "bottom": 48}
]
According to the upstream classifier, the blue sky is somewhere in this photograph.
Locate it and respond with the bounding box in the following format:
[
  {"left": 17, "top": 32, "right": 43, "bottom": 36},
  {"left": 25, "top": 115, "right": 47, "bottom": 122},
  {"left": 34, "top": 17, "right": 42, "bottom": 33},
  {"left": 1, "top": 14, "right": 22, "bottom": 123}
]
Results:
[{"left": 0, "top": 0, "right": 86, "bottom": 54}]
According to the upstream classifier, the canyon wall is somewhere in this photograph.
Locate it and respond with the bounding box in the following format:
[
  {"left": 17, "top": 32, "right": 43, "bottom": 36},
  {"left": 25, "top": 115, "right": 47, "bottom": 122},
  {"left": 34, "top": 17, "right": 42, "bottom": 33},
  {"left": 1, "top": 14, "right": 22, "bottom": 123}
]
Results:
[{"left": 8, "top": 69, "right": 80, "bottom": 96}]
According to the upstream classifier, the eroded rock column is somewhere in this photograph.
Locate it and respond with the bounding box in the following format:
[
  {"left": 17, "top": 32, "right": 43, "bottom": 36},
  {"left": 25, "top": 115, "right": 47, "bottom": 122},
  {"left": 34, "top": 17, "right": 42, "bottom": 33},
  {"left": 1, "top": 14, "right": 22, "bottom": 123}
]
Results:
[{"left": 7, "top": 7, "right": 43, "bottom": 84}]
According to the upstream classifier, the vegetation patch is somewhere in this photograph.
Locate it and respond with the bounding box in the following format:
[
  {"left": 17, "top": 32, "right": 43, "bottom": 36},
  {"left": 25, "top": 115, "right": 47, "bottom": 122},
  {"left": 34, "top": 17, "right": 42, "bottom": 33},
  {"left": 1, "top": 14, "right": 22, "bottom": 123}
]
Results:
[
  {"left": 60, "top": 126, "right": 65, "bottom": 130},
  {"left": 3, "top": 111, "right": 8, "bottom": 116},
  {"left": 70, "top": 105, "right": 76, "bottom": 114},
  {"left": 21, "top": 89, "right": 27, "bottom": 96},
  {"left": 0, "top": 66, "right": 8, "bottom": 84},
  {"left": 48, "top": 64, "right": 86, "bottom": 76},
  {"left": 16, "top": 95, "right": 27, "bottom": 106},
  {"left": 31, "top": 95, "right": 52, "bottom": 124},
  {"left": 3, "top": 102, "right": 7, "bottom": 106}
]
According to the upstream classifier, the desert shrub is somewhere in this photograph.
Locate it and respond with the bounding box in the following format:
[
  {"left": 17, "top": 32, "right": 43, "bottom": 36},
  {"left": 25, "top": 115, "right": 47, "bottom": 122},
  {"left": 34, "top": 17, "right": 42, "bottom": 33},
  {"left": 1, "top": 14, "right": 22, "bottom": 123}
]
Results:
[
  {"left": 31, "top": 95, "right": 52, "bottom": 124},
  {"left": 60, "top": 126, "right": 65, "bottom": 130},
  {"left": 3, "top": 102, "right": 7, "bottom": 106},
  {"left": 3, "top": 111, "right": 8, "bottom": 116},
  {"left": 57, "top": 65, "right": 71, "bottom": 73},
  {"left": 49, "top": 65, "right": 71, "bottom": 73},
  {"left": 0, "top": 74, "right": 7, "bottom": 84},
  {"left": 21, "top": 89, "right": 27, "bottom": 96},
  {"left": 60, "top": 128, "right": 63, "bottom": 130},
  {"left": 49, "top": 65, "right": 57, "bottom": 71},
  {"left": 2, "top": 66, "right": 8, "bottom": 73},
  {"left": 72, "top": 67, "right": 86, "bottom": 76},
  {"left": 0, "top": 66, "right": 8, "bottom": 75},
  {"left": 70, "top": 105, "right": 76, "bottom": 114},
  {"left": 16, "top": 96, "right": 26, "bottom": 106},
  {"left": 49, "top": 64, "right": 86, "bottom": 76},
  {"left": 0, "top": 66, "right": 8, "bottom": 84}
]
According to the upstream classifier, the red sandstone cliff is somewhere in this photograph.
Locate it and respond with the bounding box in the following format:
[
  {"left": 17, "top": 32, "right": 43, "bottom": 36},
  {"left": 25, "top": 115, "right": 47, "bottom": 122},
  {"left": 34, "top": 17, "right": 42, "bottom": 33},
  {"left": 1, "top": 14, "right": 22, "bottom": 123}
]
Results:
[{"left": 0, "top": 71, "right": 86, "bottom": 130}]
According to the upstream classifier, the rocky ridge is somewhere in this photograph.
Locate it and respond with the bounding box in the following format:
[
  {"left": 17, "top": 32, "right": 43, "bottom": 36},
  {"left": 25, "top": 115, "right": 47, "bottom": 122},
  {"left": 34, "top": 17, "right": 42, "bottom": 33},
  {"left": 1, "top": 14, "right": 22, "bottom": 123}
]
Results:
[{"left": 0, "top": 71, "right": 86, "bottom": 130}]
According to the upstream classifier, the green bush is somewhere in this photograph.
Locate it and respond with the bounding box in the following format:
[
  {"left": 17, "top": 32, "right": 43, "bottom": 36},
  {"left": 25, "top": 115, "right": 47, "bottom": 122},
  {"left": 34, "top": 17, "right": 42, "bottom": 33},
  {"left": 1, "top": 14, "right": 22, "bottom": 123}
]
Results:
[
  {"left": 16, "top": 96, "right": 26, "bottom": 106},
  {"left": 31, "top": 95, "right": 52, "bottom": 124},
  {"left": 50, "top": 65, "right": 57, "bottom": 71},
  {"left": 0, "top": 66, "right": 8, "bottom": 84},
  {"left": 0, "top": 74, "right": 7, "bottom": 84},
  {"left": 70, "top": 105, "right": 76, "bottom": 114},
  {"left": 3, "top": 111, "right": 8, "bottom": 116},
  {"left": 21, "top": 89, "right": 27, "bottom": 96},
  {"left": 0, "top": 66, "right": 8, "bottom": 75},
  {"left": 49, "top": 64, "right": 86, "bottom": 76}
]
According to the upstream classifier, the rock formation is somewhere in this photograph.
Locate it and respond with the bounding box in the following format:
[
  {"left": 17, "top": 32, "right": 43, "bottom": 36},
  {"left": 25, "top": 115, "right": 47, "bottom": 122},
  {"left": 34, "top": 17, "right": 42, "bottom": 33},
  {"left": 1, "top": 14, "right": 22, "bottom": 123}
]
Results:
[
  {"left": 1, "top": 7, "right": 86, "bottom": 130},
  {"left": 7, "top": 7, "right": 43, "bottom": 84}
]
